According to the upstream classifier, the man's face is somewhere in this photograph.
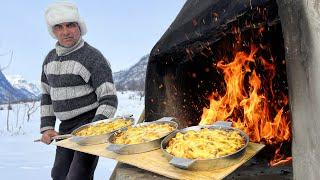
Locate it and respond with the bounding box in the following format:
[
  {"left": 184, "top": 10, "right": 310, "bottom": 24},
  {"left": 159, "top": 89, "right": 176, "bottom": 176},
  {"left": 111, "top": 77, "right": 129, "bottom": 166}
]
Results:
[{"left": 52, "top": 22, "right": 81, "bottom": 47}]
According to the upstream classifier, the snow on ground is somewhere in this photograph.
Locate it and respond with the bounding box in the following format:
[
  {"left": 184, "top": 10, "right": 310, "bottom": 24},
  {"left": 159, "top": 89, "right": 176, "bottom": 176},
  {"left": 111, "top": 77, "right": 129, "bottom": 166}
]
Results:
[{"left": 0, "top": 91, "right": 144, "bottom": 180}]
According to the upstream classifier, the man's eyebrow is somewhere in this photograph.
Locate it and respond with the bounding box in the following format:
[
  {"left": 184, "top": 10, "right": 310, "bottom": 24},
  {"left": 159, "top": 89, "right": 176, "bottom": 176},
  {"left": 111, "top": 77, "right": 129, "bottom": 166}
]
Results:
[
  {"left": 67, "top": 22, "right": 77, "bottom": 25},
  {"left": 54, "top": 24, "right": 62, "bottom": 28}
]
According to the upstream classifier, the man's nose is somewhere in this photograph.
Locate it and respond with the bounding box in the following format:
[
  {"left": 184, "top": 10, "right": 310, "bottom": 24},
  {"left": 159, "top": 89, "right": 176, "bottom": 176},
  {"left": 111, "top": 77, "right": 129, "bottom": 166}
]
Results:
[{"left": 61, "top": 27, "right": 70, "bottom": 35}]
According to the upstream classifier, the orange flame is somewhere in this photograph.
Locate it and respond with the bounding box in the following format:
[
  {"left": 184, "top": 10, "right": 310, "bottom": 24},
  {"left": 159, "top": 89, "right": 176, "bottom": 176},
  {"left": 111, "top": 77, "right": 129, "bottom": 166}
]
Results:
[{"left": 199, "top": 45, "right": 291, "bottom": 165}]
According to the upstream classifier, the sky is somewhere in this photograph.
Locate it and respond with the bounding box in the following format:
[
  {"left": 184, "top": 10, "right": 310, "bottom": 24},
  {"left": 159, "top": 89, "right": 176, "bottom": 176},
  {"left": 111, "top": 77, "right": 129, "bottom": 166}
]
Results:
[{"left": 0, "top": 0, "right": 186, "bottom": 84}]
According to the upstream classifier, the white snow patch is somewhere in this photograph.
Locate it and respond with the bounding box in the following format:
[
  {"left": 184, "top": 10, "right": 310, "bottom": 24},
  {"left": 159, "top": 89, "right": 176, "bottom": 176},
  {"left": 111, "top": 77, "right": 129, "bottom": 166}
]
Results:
[{"left": 0, "top": 91, "right": 144, "bottom": 179}]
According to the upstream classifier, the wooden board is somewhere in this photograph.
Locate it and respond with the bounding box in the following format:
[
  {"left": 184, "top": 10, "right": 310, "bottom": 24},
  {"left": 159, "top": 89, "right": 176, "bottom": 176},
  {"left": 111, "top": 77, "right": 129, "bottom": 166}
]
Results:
[{"left": 55, "top": 140, "right": 264, "bottom": 180}]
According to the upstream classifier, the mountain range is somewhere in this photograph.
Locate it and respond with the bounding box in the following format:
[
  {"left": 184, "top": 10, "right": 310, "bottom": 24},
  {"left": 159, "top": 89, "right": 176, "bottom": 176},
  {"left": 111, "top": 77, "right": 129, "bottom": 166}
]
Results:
[
  {"left": 0, "top": 54, "right": 149, "bottom": 103},
  {"left": 113, "top": 54, "right": 149, "bottom": 91},
  {"left": 0, "top": 71, "right": 40, "bottom": 104},
  {"left": 5, "top": 74, "right": 41, "bottom": 97}
]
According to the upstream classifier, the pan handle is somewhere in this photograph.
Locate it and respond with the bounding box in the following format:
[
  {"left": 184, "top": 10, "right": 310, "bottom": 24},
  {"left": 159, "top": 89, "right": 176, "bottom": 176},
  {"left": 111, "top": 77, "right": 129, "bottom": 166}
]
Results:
[
  {"left": 213, "top": 121, "right": 232, "bottom": 127},
  {"left": 156, "top": 117, "right": 181, "bottom": 129},
  {"left": 106, "top": 144, "right": 126, "bottom": 153},
  {"left": 116, "top": 114, "right": 134, "bottom": 118},
  {"left": 33, "top": 134, "right": 72, "bottom": 142},
  {"left": 51, "top": 134, "right": 72, "bottom": 140},
  {"left": 169, "top": 157, "right": 195, "bottom": 169},
  {"left": 156, "top": 117, "right": 176, "bottom": 122}
]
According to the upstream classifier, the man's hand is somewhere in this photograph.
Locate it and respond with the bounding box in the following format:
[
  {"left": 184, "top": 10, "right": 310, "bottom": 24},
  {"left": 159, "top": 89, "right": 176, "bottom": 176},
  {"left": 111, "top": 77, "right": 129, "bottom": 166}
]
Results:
[{"left": 41, "top": 129, "right": 59, "bottom": 145}]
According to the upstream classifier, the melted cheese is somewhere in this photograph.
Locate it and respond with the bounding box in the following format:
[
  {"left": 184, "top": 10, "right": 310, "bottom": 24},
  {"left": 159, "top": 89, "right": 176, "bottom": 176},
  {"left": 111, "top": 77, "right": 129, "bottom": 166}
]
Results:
[
  {"left": 75, "top": 119, "right": 132, "bottom": 136},
  {"left": 165, "top": 128, "right": 245, "bottom": 159},
  {"left": 113, "top": 123, "right": 175, "bottom": 145}
]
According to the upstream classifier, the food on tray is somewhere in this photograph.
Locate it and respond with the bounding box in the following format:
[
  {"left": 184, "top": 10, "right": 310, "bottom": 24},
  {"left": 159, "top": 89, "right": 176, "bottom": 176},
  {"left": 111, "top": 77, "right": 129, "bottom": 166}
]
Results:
[
  {"left": 112, "top": 123, "right": 175, "bottom": 145},
  {"left": 75, "top": 118, "right": 132, "bottom": 136},
  {"left": 165, "top": 128, "right": 245, "bottom": 159}
]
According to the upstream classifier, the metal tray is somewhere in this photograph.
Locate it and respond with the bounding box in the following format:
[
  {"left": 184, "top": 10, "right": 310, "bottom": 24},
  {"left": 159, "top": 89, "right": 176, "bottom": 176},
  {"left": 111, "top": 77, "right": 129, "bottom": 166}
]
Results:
[
  {"left": 161, "top": 121, "right": 249, "bottom": 170},
  {"left": 64, "top": 116, "right": 134, "bottom": 146},
  {"left": 106, "top": 117, "right": 178, "bottom": 154}
]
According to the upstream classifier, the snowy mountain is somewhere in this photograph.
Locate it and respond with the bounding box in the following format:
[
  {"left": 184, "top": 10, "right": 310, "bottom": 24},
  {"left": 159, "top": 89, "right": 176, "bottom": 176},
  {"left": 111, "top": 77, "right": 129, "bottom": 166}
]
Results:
[
  {"left": 5, "top": 75, "right": 41, "bottom": 97},
  {"left": 113, "top": 54, "right": 149, "bottom": 91},
  {"left": 0, "top": 71, "right": 39, "bottom": 104}
]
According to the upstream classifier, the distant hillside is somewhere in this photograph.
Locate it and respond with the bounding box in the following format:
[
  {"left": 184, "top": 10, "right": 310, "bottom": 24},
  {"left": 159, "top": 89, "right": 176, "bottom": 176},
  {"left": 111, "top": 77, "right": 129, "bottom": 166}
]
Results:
[
  {"left": 0, "top": 71, "right": 39, "bottom": 104},
  {"left": 113, "top": 54, "right": 149, "bottom": 91},
  {"left": 5, "top": 75, "right": 41, "bottom": 99}
]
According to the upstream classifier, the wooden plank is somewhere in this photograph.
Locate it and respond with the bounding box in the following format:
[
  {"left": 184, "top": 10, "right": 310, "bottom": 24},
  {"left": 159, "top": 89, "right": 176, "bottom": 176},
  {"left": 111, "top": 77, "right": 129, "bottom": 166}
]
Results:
[{"left": 55, "top": 140, "right": 265, "bottom": 180}]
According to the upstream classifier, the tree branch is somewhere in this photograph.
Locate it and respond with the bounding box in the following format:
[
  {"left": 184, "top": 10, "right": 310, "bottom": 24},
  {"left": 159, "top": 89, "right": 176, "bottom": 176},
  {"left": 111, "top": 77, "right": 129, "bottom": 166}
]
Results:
[{"left": 0, "top": 50, "right": 13, "bottom": 71}]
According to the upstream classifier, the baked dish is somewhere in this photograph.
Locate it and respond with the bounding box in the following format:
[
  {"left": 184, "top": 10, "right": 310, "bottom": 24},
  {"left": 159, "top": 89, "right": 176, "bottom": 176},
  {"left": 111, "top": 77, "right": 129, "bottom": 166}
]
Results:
[
  {"left": 112, "top": 123, "right": 175, "bottom": 144},
  {"left": 75, "top": 118, "right": 132, "bottom": 136},
  {"left": 165, "top": 128, "right": 245, "bottom": 159}
]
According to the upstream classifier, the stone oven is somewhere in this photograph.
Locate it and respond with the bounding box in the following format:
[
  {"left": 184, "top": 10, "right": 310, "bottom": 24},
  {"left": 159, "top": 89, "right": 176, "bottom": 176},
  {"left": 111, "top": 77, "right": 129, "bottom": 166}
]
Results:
[{"left": 144, "top": 0, "right": 320, "bottom": 179}]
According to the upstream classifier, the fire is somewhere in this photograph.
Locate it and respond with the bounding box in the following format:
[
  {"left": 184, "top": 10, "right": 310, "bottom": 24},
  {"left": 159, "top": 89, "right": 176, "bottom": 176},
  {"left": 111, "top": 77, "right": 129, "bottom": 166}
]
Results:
[{"left": 199, "top": 45, "right": 291, "bottom": 165}]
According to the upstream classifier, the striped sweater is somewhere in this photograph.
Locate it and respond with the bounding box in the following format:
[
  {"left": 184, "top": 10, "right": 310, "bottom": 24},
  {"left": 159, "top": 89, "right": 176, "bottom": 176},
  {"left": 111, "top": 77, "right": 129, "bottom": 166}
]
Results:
[{"left": 40, "top": 41, "right": 118, "bottom": 133}]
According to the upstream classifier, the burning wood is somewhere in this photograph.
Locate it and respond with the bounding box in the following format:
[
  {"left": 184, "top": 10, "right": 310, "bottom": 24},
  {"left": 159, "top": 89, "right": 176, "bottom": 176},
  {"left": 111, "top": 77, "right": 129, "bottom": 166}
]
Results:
[{"left": 199, "top": 33, "right": 291, "bottom": 166}]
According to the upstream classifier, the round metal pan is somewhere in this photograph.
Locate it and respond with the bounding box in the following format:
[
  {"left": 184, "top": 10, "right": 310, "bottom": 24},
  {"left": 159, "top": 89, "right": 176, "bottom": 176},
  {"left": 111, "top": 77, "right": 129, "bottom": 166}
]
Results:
[
  {"left": 65, "top": 116, "right": 135, "bottom": 146},
  {"left": 161, "top": 121, "right": 249, "bottom": 170},
  {"left": 106, "top": 117, "right": 178, "bottom": 155}
]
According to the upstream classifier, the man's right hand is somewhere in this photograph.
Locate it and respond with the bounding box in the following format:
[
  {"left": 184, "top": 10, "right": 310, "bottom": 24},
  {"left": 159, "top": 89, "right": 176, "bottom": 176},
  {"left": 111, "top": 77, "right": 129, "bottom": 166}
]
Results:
[{"left": 41, "top": 129, "right": 59, "bottom": 145}]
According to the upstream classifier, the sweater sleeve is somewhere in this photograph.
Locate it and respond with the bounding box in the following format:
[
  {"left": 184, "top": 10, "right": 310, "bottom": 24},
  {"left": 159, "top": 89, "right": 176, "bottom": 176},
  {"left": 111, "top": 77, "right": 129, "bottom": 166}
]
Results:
[
  {"left": 40, "top": 68, "right": 56, "bottom": 133},
  {"left": 90, "top": 56, "right": 118, "bottom": 122}
]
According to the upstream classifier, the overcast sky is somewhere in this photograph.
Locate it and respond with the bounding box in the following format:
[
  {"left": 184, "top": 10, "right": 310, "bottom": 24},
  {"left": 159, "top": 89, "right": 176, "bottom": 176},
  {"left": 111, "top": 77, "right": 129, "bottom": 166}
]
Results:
[{"left": 0, "top": 0, "right": 185, "bottom": 83}]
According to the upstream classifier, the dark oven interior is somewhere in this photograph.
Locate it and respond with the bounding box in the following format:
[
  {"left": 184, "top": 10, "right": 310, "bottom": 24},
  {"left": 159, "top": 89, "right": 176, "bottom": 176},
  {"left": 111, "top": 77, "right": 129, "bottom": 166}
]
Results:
[{"left": 145, "top": 0, "right": 293, "bottom": 175}]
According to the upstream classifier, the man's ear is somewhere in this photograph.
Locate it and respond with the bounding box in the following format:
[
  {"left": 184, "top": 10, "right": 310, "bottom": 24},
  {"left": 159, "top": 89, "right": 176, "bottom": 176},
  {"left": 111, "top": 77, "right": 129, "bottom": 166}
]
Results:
[{"left": 76, "top": 23, "right": 81, "bottom": 33}]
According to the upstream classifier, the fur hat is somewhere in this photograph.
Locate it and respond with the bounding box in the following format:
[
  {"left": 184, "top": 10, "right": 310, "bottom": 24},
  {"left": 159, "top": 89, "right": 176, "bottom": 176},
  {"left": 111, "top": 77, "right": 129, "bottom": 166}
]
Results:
[{"left": 45, "top": 1, "right": 87, "bottom": 39}]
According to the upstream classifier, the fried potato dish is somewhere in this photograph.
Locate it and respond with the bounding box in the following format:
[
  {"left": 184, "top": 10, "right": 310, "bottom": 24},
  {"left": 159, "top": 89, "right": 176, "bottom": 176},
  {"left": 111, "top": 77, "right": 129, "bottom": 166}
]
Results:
[
  {"left": 113, "top": 123, "right": 175, "bottom": 145},
  {"left": 75, "top": 118, "right": 132, "bottom": 136},
  {"left": 165, "top": 128, "right": 245, "bottom": 159}
]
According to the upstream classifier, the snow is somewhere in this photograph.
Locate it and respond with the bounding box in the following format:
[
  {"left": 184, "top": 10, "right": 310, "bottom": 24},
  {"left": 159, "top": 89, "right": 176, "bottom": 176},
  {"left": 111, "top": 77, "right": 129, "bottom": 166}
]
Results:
[{"left": 0, "top": 91, "right": 144, "bottom": 179}]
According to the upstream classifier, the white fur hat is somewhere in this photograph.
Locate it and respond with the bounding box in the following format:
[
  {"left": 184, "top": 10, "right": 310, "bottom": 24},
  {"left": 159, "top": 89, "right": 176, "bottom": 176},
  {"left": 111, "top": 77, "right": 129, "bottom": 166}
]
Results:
[{"left": 45, "top": 1, "right": 87, "bottom": 39}]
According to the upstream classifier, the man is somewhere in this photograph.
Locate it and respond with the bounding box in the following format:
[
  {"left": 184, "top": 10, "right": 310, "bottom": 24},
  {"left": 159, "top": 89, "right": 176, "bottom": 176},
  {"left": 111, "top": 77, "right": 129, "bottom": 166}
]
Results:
[{"left": 40, "top": 2, "right": 118, "bottom": 180}]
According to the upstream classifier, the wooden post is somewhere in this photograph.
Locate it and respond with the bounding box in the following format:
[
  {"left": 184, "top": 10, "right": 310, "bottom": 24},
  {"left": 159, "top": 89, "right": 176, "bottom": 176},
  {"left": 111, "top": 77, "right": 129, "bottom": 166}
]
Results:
[{"left": 277, "top": 0, "right": 320, "bottom": 179}]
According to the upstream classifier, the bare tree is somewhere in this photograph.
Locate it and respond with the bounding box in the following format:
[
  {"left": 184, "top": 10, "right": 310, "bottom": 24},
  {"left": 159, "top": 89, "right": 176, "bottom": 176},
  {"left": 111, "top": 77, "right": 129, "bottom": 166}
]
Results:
[
  {"left": 138, "top": 91, "right": 145, "bottom": 101},
  {"left": 6, "top": 108, "right": 10, "bottom": 131},
  {"left": 1, "top": 50, "right": 14, "bottom": 131},
  {"left": 0, "top": 50, "right": 13, "bottom": 71},
  {"left": 25, "top": 101, "right": 39, "bottom": 122},
  {"left": 15, "top": 103, "right": 21, "bottom": 128},
  {"left": 21, "top": 103, "right": 27, "bottom": 127},
  {"left": 6, "top": 93, "right": 12, "bottom": 131}
]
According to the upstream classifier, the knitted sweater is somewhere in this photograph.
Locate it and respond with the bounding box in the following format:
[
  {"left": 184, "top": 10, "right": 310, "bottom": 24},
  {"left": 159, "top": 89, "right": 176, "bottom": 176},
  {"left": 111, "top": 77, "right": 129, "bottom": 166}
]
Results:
[{"left": 40, "top": 41, "right": 118, "bottom": 133}]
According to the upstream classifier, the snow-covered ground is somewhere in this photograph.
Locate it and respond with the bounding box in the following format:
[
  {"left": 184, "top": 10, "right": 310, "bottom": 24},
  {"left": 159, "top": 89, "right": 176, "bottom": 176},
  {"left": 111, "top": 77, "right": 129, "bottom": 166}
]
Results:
[{"left": 0, "top": 91, "right": 144, "bottom": 180}]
